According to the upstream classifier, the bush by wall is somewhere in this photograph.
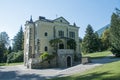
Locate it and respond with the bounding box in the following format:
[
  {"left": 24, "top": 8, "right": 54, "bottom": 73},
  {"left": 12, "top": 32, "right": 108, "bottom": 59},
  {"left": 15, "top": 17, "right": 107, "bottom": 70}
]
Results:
[{"left": 7, "top": 51, "right": 23, "bottom": 63}]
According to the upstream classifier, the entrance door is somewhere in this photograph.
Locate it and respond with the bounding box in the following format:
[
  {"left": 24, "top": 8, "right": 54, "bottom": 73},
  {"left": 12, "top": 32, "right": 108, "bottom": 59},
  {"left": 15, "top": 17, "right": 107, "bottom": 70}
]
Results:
[{"left": 67, "top": 56, "right": 71, "bottom": 67}]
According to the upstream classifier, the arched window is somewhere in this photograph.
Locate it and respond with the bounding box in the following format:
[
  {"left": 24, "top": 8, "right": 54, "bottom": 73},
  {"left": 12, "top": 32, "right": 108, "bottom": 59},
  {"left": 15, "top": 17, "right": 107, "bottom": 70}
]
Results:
[
  {"left": 45, "top": 46, "right": 48, "bottom": 51},
  {"left": 44, "top": 32, "right": 48, "bottom": 36},
  {"left": 59, "top": 43, "right": 64, "bottom": 49}
]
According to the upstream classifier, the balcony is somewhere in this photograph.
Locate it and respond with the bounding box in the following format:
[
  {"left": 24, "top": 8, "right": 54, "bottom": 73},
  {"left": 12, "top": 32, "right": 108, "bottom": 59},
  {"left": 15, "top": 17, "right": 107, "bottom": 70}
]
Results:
[{"left": 57, "top": 49, "right": 74, "bottom": 55}]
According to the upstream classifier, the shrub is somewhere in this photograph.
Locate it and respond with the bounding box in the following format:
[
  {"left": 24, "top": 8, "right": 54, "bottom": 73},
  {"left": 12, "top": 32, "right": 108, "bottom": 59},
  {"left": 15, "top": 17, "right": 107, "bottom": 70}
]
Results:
[
  {"left": 7, "top": 51, "right": 23, "bottom": 63},
  {"left": 40, "top": 52, "right": 55, "bottom": 62},
  {"left": 40, "top": 52, "right": 49, "bottom": 60}
]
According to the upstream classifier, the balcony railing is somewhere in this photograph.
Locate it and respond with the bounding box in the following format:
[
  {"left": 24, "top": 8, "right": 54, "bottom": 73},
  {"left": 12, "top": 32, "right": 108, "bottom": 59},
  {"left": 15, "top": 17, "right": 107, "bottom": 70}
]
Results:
[{"left": 57, "top": 49, "right": 74, "bottom": 55}]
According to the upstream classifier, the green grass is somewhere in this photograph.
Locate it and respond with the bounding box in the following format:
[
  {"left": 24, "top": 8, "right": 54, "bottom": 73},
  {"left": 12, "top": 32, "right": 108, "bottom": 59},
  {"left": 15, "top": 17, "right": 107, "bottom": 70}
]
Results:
[
  {"left": 82, "top": 51, "right": 112, "bottom": 59},
  {"left": 49, "top": 60, "right": 120, "bottom": 80},
  {"left": 0, "top": 62, "right": 23, "bottom": 66},
  {"left": 49, "top": 51, "right": 119, "bottom": 80}
]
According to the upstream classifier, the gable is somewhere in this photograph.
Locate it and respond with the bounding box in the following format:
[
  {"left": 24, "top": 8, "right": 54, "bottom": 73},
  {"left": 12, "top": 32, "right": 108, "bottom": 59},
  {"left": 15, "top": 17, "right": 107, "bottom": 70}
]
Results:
[{"left": 53, "top": 17, "right": 70, "bottom": 24}]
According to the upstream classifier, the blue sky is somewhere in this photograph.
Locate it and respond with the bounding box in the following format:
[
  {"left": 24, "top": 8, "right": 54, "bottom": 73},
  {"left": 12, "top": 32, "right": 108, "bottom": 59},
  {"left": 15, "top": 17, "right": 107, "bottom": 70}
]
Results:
[{"left": 0, "top": 0, "right": 120, "bottom": 39}]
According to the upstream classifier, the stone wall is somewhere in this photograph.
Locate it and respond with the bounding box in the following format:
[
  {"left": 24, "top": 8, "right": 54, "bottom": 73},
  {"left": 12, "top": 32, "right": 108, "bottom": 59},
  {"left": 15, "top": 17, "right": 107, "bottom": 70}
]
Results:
[
  {"left": 28, "top": 57, "right": 57, "bottom": 69},
  {"left": 57, "top": 49, "right": 74, "bottom": 68},
  {"left": 81, "top": 57, "right": 91, "bottom": 64}
]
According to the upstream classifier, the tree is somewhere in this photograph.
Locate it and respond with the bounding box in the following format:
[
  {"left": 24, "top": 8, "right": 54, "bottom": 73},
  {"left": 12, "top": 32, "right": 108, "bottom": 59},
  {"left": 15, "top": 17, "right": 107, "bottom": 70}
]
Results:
[
  {"left": 8, "top": 46, "right": 12, "bottom": 54},
  {"left": 49, "top": 38, "right": 62, "bottom": 54},
  {"left": 67, "top": 39, "right": 76, "bottom": 50},
  {"left": 93, "top": 32, "right": 102, "bottom": 51},
  {"left": 13, "top": 26, "right": 24, "bottom": 52},
  {"left": 82, "top": 24, "right": 100, "bottom": 54},
  {"left": 101, "top": 28, "right": 110, "bottom": 50},
  {"left": 0, "top": 32, "right": 9, "bottom": 48},
  {"left": 110, "top": 8, "right": 120, "bottom": 56},
  {"left": 0, "top": 32, "right": 9, "bottom": 62},
  {"left": 7, "top": 51, "right": 23, "bottom": 63}
]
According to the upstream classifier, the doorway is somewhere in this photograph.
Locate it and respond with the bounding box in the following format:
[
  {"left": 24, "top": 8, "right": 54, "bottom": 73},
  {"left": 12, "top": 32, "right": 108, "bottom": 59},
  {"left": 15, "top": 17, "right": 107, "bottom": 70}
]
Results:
[{"left": 67, "top": 56, "right": 72, "bottom": 67}]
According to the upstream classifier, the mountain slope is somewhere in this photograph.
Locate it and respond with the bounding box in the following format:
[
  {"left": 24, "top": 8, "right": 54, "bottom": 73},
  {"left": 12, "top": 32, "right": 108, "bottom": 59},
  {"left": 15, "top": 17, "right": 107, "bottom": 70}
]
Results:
[{"left": 96, "top": 24, "right": 110, "bottom": 37}]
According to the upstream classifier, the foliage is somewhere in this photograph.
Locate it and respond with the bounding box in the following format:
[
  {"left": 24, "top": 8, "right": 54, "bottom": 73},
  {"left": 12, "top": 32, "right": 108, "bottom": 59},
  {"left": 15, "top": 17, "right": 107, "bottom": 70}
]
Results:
[
  {"left": 82, "top": 51, "right": 112, "bottom": 59},
  {"left": 40, "top": 52, "right": 55, "bottom": 62},
  {"left": 49, "top": 39, "right": 62, "bottom": 53},
  {"left": 40, "top": 52, "right": 49, "bottom": 60},
  {"left": 12, "top": 26, "right": 24, "bottom": 52},
  {"left": 0, "top": 32, "right": 10, "bottom": 48},
  {"left": 110, "top": 8, "right": 120, "bottom": 56},
  {"left": 79, "top": 37, "right": 82, "bottom": 43},
  {"left": 7, "top": 51, "right": 23, "bottom": 63},
  {"left": 96, "top": 24, "right": 110, "bottom": 37},
  {"left": 8, "top": 46, "right": 12, "bottom": 54},
  {"left": 49, "top": 60, "right": 120, "bottom": 80},
  {"left": 67, "top": 39, "right": 76, "bottom": 50},
  {"left": 0, "top": 62, "right": 23, "bottom": 66},
  {"left": 94, "top": 32, "right": 102, "bottom": 51},
  {"left": 82, "top": 24, "right": 101, "bottom": 54},
  {"left": 0, "top": 32, "right": 9, "bottom": 62},
  {"left": 101, "top": 28, "right": 111, "bottom": 50}
]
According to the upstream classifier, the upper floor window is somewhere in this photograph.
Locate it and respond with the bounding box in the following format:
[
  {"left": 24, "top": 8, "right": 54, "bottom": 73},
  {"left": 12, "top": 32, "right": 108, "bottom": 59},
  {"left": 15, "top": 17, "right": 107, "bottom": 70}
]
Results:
[
  {"left": 45, "top": 46, "right": 48, "bottom": 51},
  {"left": 30, "top": 28, "right": 32, "bottom": 40},
  {"left": 44, "top": 32, "right": 48, "bottom": 36},
  {"left": 60, "top": 20, "right": 62, "bottom": 23},
  {"left": 69, "top": 32, "right": 75, "bottom": 38},
  {"left": 58, "top": 30, "right": 64, "bottom": 37}
]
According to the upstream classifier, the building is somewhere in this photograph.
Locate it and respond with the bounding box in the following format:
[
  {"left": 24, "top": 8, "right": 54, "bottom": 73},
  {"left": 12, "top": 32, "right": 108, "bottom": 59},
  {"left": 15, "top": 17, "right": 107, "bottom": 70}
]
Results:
[{"left": 24, "top": 16, "right": 81, "bottom": 69}]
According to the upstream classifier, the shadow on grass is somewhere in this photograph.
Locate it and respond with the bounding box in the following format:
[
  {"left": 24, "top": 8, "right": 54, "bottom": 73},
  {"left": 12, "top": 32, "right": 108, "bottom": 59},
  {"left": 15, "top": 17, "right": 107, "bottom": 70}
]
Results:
[
  {"left": 0, "top": 70, "right": 45, "bottom": 80},
  {"left": 51, "top": 71, "right": 120, "bottom": 80},
  {"left": 91, "top": 56, "right": 120, "bottom": 64}
]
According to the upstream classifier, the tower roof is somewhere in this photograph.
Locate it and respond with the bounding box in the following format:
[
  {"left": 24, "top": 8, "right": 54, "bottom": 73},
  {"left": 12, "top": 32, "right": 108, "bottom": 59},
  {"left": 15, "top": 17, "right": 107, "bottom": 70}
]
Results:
[{"left": 29, "top": 15, "right": 33, "bottom": 23}]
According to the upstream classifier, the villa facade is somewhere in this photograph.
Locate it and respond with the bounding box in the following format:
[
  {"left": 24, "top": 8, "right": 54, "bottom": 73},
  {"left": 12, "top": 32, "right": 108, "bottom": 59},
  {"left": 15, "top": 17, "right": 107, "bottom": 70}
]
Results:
[{"left": 24, "top": 16, "right": 81, "bottom": 69}]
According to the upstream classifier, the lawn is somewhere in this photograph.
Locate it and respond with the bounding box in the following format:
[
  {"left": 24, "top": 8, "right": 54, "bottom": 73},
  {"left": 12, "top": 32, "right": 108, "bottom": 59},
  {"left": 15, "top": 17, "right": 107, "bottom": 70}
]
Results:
[
  {"left": 0, "top": 62, "right": 23, "bottom": 66},
  {"left": 82, "top": 51, "right": 112, "bottom": 59},
  {"left": 49, "top": 51, "right": 120, "bottom": 80},
  {"left": 49, "top": 60, "right": 120, "bottom": 80}
]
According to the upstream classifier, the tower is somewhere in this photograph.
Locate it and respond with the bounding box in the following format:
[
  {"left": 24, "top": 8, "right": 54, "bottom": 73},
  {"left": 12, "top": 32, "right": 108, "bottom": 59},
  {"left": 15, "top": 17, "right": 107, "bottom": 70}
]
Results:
[{"left": 24, "top": 16, "right": 35, "bottom": 67}]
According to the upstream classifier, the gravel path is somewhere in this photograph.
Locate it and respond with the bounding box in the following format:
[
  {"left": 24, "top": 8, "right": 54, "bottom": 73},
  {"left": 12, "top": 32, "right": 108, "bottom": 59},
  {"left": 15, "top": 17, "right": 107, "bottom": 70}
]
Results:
[{"left": 0, "top": 55, "right": 120, "bottom": 80}]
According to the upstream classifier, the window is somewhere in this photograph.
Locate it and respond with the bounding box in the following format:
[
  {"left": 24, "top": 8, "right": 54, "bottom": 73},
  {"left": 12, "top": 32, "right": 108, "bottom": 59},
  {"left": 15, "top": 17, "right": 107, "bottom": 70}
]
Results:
[
  {"left": 69, "top": 32, "right": 75, "bottom": 38},
  {"left": 58, "top": 31, "right": 64, "bottom": 37},
  {"left": 48, "top": 61, "right": 50, "bottom": 64},
  {"left": 29, "top": 46, "right": 32, "bottom": 58},
  {"left": 37, "top": 39, "right": 40, "bottom": 51},
  {"left": 35, "top": 26, "right": 37, "bottom": 37},
  {"left": 45, "top": 46, "right": 48, "bottom": 51},
  {"left": 59, "top": 44, "right": 64, "bottom": 49},
  {"left": 30, "top": 28, "right": 32, "bottom": 40},
  {"left": 60, "top": 20, "right": 62, "bottom": 22},
  {"left": 44, "top": 32, "right": 48, "bottom": 36}
]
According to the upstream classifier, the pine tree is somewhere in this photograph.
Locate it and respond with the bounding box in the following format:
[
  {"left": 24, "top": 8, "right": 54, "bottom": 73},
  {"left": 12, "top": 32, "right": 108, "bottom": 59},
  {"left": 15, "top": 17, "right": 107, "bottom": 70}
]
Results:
[
  {"left": 110, "top": 8, "right": 120, "bottom": 56},
  {"left": 82, "top": 24, "right": 100, "bottom": 54},
  {"left": 0, "top": 32, "right": 9, "bottom": 62},
  {"left": 13, "top": 26, "right": 24, "bottom": 52}
]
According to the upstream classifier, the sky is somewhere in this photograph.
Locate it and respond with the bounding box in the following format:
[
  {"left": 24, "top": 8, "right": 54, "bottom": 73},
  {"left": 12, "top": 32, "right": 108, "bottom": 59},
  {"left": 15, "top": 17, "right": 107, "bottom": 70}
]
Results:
[{"left": 0, "top": 0, "right": 120, "bottom": 39}]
